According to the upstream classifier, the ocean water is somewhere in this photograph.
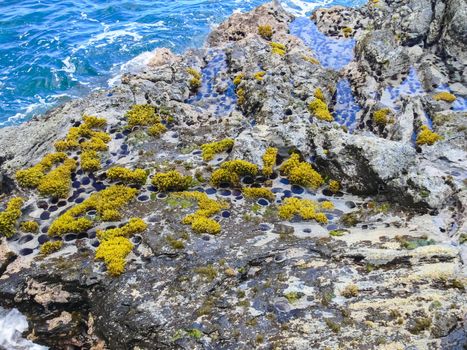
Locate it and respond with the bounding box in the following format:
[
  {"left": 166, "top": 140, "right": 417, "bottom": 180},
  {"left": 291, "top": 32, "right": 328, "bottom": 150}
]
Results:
[{"left": 0, "top": 0, "right": 367, "bottom": 127}]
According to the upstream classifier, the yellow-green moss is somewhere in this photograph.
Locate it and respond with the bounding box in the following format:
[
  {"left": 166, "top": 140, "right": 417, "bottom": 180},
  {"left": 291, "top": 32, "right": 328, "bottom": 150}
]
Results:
[
  {"left": 262, "top": 147, "right": 278, "bottom": 177},
  {"left": 416, "top": 125, "right": 442, "bottom": 146},
  {"left": 308, "top": 96, "right": 333, "bottom": 122},
  {"left": 433, "top": 92, "right": 456, "bottom": 103},
  {"left": 187, "top": 68, "right": 202, "bottom": 91},
  {"left": 40, "top": 241, "right": 63, "bottom": 255},
  {"left": 201, "top": 138, "right": 234, "bottom": 161},
  {"left": 270, "top": 42, "right": 286, "bottom": 56},
  {"left": 254, "top": 71, "right": 266, "bottom": 81},
  {"left": 373, "top": 108, "right": 391, "bottom": 126},
  {"left": 80, "top": 150, "right": 101, "bottom": 172},
  {"left": 97, "top": 218, "right": 147, "bottom": 241},
  {"left": 107, "top": 167, "right": 147, "bottom": 185},
  {"left": 258, "top": 25, "right": 273, "bottom": 40},
  {"left": 278, "top": 197, "right": 327, "bottom": 223},
  {"left": 173, "top": 192, "right": 227, "bottom": 235},
  {"left": 328, "top": 180, "right": 340, "bottom": 193},
  {"left": 233, "top": 73, "right": 245, "bottom": 86},
  {"left": 95, "top": 236, "right": 134, "bottom": 276},
  {"left": 280, "top": 154, "right": 324, "bottom": 189},
  {"left": 20, "top": 220, "right": 39, "bottom": 233},
  {"left": 152, "top": 170, "right": 192, "bottom": 192},
  {"left": 243, "top": 187, "right": 275, "bottom": 201},
  {"left": 0, "top": 197, "right": 23, "bottom": 238},
  {"left": 48, "top": 185, "right": 137, "bottom": 236},
  {"left": 341, "top": 284, "right": 359, "bottom": 298}
]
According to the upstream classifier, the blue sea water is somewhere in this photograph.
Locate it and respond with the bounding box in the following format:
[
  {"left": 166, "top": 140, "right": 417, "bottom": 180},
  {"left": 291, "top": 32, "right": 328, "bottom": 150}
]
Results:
[{"left": 0, "top": 0, "right": 366, "bottom": 127}]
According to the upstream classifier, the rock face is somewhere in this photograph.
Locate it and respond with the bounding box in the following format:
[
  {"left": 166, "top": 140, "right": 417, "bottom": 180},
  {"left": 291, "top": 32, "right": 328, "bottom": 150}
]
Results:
[{"left": 0, "top": 1, "right": 466, "bottom": 349}]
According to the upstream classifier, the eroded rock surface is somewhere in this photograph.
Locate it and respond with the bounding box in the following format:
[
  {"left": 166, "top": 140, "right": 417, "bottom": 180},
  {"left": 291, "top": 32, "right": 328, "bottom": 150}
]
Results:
[{"left": 0, "top": 1, "right": 466, "bottom": 349}]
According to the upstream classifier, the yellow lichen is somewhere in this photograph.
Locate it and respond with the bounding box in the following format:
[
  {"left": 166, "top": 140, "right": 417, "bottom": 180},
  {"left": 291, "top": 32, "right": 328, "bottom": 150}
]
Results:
[
  {"left": 254, "top": 71, "right": 266, "bottom": 81},
  {"left": 416, "top": 125, "right": 442, "bottom": 146},
  {"left": 236, "top": 87, "right": 246, "bottom": 105},
  {"left": 433, "top": 92, "right": 456, "bottom": 103},
  {"left": 314, "top": 88, "right": 325, "bottom": 101},
  {"left": 126, "top": 104, "right": 160, "bottom": 127},
  {"left": 20, "top": 221, "right": 39, "bottom": 233},
  {"left": 342, "top": 27, "right": 353, "bottom": 37},
  {"left": 106, "top": 167, "right": 147, "bottom": 185},
  {"left": 16, "top": 152, "right": 67, "bottom": 188},
  {"left": 152, "top": 170, "right": 192, "bottom": 192},
  {"left": 320, "top": 201, "right": 335, "bottom": 210},
  {"left": 233, "top": 73, "right": 245, "bottom": 86},
  {"left": 201, "top": 139, "right": 234, "bottom": 161},
  {"left": 373, "top": 108, "right": 391, "bottom": 126},
  {"left": 328, "top": 180, "right": 340, "bottom": 193},
  {"left": 258, "top": 25, "right": 273, "bottom": 40},
  {"left": 278, "top": 197, "right": 327, "bottom": 223},
  {"left": 280, "top": 154, "right": 324, "bottom": 189},
  {"left": 243, "top": 187, "right": 275, "bottom": 201},
  {"left": 80, "top": 150, "right": 101, "bottom": 172},
  {"left": 270, "top": 42, "right": 286, "bottom": 56},
  {"left": 303, "top": 55, "right": 320, "bottom": 65},
  {"left": 148, "top": 122, "right": 167, "bottom": 137},
  {"left": 0, "top": 197, "right": 23, "bottom": 238},
  {"left": 173, "top": 192, "right": 227, "bottom": 235},
  {"left": 308, "top": 95, "right": 333, "bottom": 122},
  {"left": 40, "top": 241, "right": 63, "bottom": 255},
  {"left": 95, "top": 236, "right": 134, "bottom": 276},
  {"left": 187, "top": 68, "right": 202, "bottom": 91},
  {"left": 54, "top": 115, "right": 107, "bottom": 152},
  {"left": 262, "top": 147, "right": 278, "bottom": 176},
  {"left": 37, "top": 158, "right": 77, "bottom": 198},
  {"left": 97, "top": 218, "right": 147, "bottom": 241},
  {"left": 48, "top": 185, "right": 137, "bottom": 236},
  {"left": 211, "top": 160, "right": 258, "bottom": 186}
]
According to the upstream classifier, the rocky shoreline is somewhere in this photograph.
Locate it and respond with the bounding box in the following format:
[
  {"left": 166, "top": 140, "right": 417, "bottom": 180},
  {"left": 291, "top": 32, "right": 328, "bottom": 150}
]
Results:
[{"left": 0, "top": 1, "right": 466, "bottom": 349}]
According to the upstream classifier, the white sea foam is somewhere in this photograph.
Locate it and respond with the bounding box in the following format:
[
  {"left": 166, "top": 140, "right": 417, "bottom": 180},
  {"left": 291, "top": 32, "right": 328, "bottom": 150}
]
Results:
[
  {"left": 281, "top": 0, "right": 333, "bottom": 16},
  {"left": 0, "top": 307, "right": 48, "bottom": 350},
  {"left": 107, "top": 50, "right": 156, "bottom": 87}
]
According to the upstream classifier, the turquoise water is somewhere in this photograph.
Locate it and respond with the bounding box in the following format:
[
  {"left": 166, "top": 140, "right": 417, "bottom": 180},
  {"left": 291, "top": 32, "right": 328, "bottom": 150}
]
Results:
[{"left": 0, "top": 0, "right": 366, "bottom": 127}]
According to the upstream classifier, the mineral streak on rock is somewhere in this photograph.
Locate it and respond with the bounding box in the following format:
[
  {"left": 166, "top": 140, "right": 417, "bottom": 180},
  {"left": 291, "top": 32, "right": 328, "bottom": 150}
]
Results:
[{"left": 0, "top": 1, "right": 466, "bottom": 349}]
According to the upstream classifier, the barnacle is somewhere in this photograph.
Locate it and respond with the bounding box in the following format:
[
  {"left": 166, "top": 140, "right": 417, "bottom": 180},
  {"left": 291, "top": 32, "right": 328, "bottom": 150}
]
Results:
[
  {"left": 152, "top": 170, "right": 192, "bottom": 192},
  {"left": 280, "top": 154, "right": 324, "bottom": 189},
  {"left": 48, "top": 185, "right": 137, "bottom": 236},
  {"left": 97, "top": 218, "right": 147, "bottom": 241},
  {"left": 173, "top": 192, "right": 227, "bottom": 235},
  {"left": 0, "top": 197, "right": 23, "bottom": 238},
  {"left": 254, "top": 71, "right": 266, "bottom": 81},
  {"left": 95, "top": 236, "right": 134, "bottom": 276},
  {"left": 258, "top": 25, "right": 273, "bottom": 40},
  {"left": 201, "top": 139, "right": 234, "bottom": 161},
  {"left": 262, "top": 147, "right": 278, "bottom": 176},
  {"left": 270, "top": 42, "right": 286, "bottom": 56},
  {"left": 308, "top": 94, "right": 333, "bottom": 122},
  {"left": 40, "top": 241, "right": 63, "bottom": 255},
  {"left": 278, "top": 197, "right": 327, "bottom": 223},
  {"left": 242, "top": 187, "right": 275, "bottom": 201},
  {"left": 107, "top": 167, "right": 148, "bottom": 185},
  {"left": 373, "top": 108, "right": 391, "bottom": 126},
  {"left": 416, "top": 125, "right": 442, "bottom": 146},
  {"left": 433, "top": 92, "right": 456, "bottom": 103},
  {"left": 20, "top": 221, "right": 39, "bottom": 233},
  {"left": 187, "top": 68, "right": 202, "bottom": 91}
]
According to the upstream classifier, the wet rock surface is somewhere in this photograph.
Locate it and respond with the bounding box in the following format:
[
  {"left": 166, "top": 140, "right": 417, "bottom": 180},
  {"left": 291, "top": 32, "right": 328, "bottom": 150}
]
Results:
[{"left": 0, "top": 1, "right": 466, "bottom": 349}]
